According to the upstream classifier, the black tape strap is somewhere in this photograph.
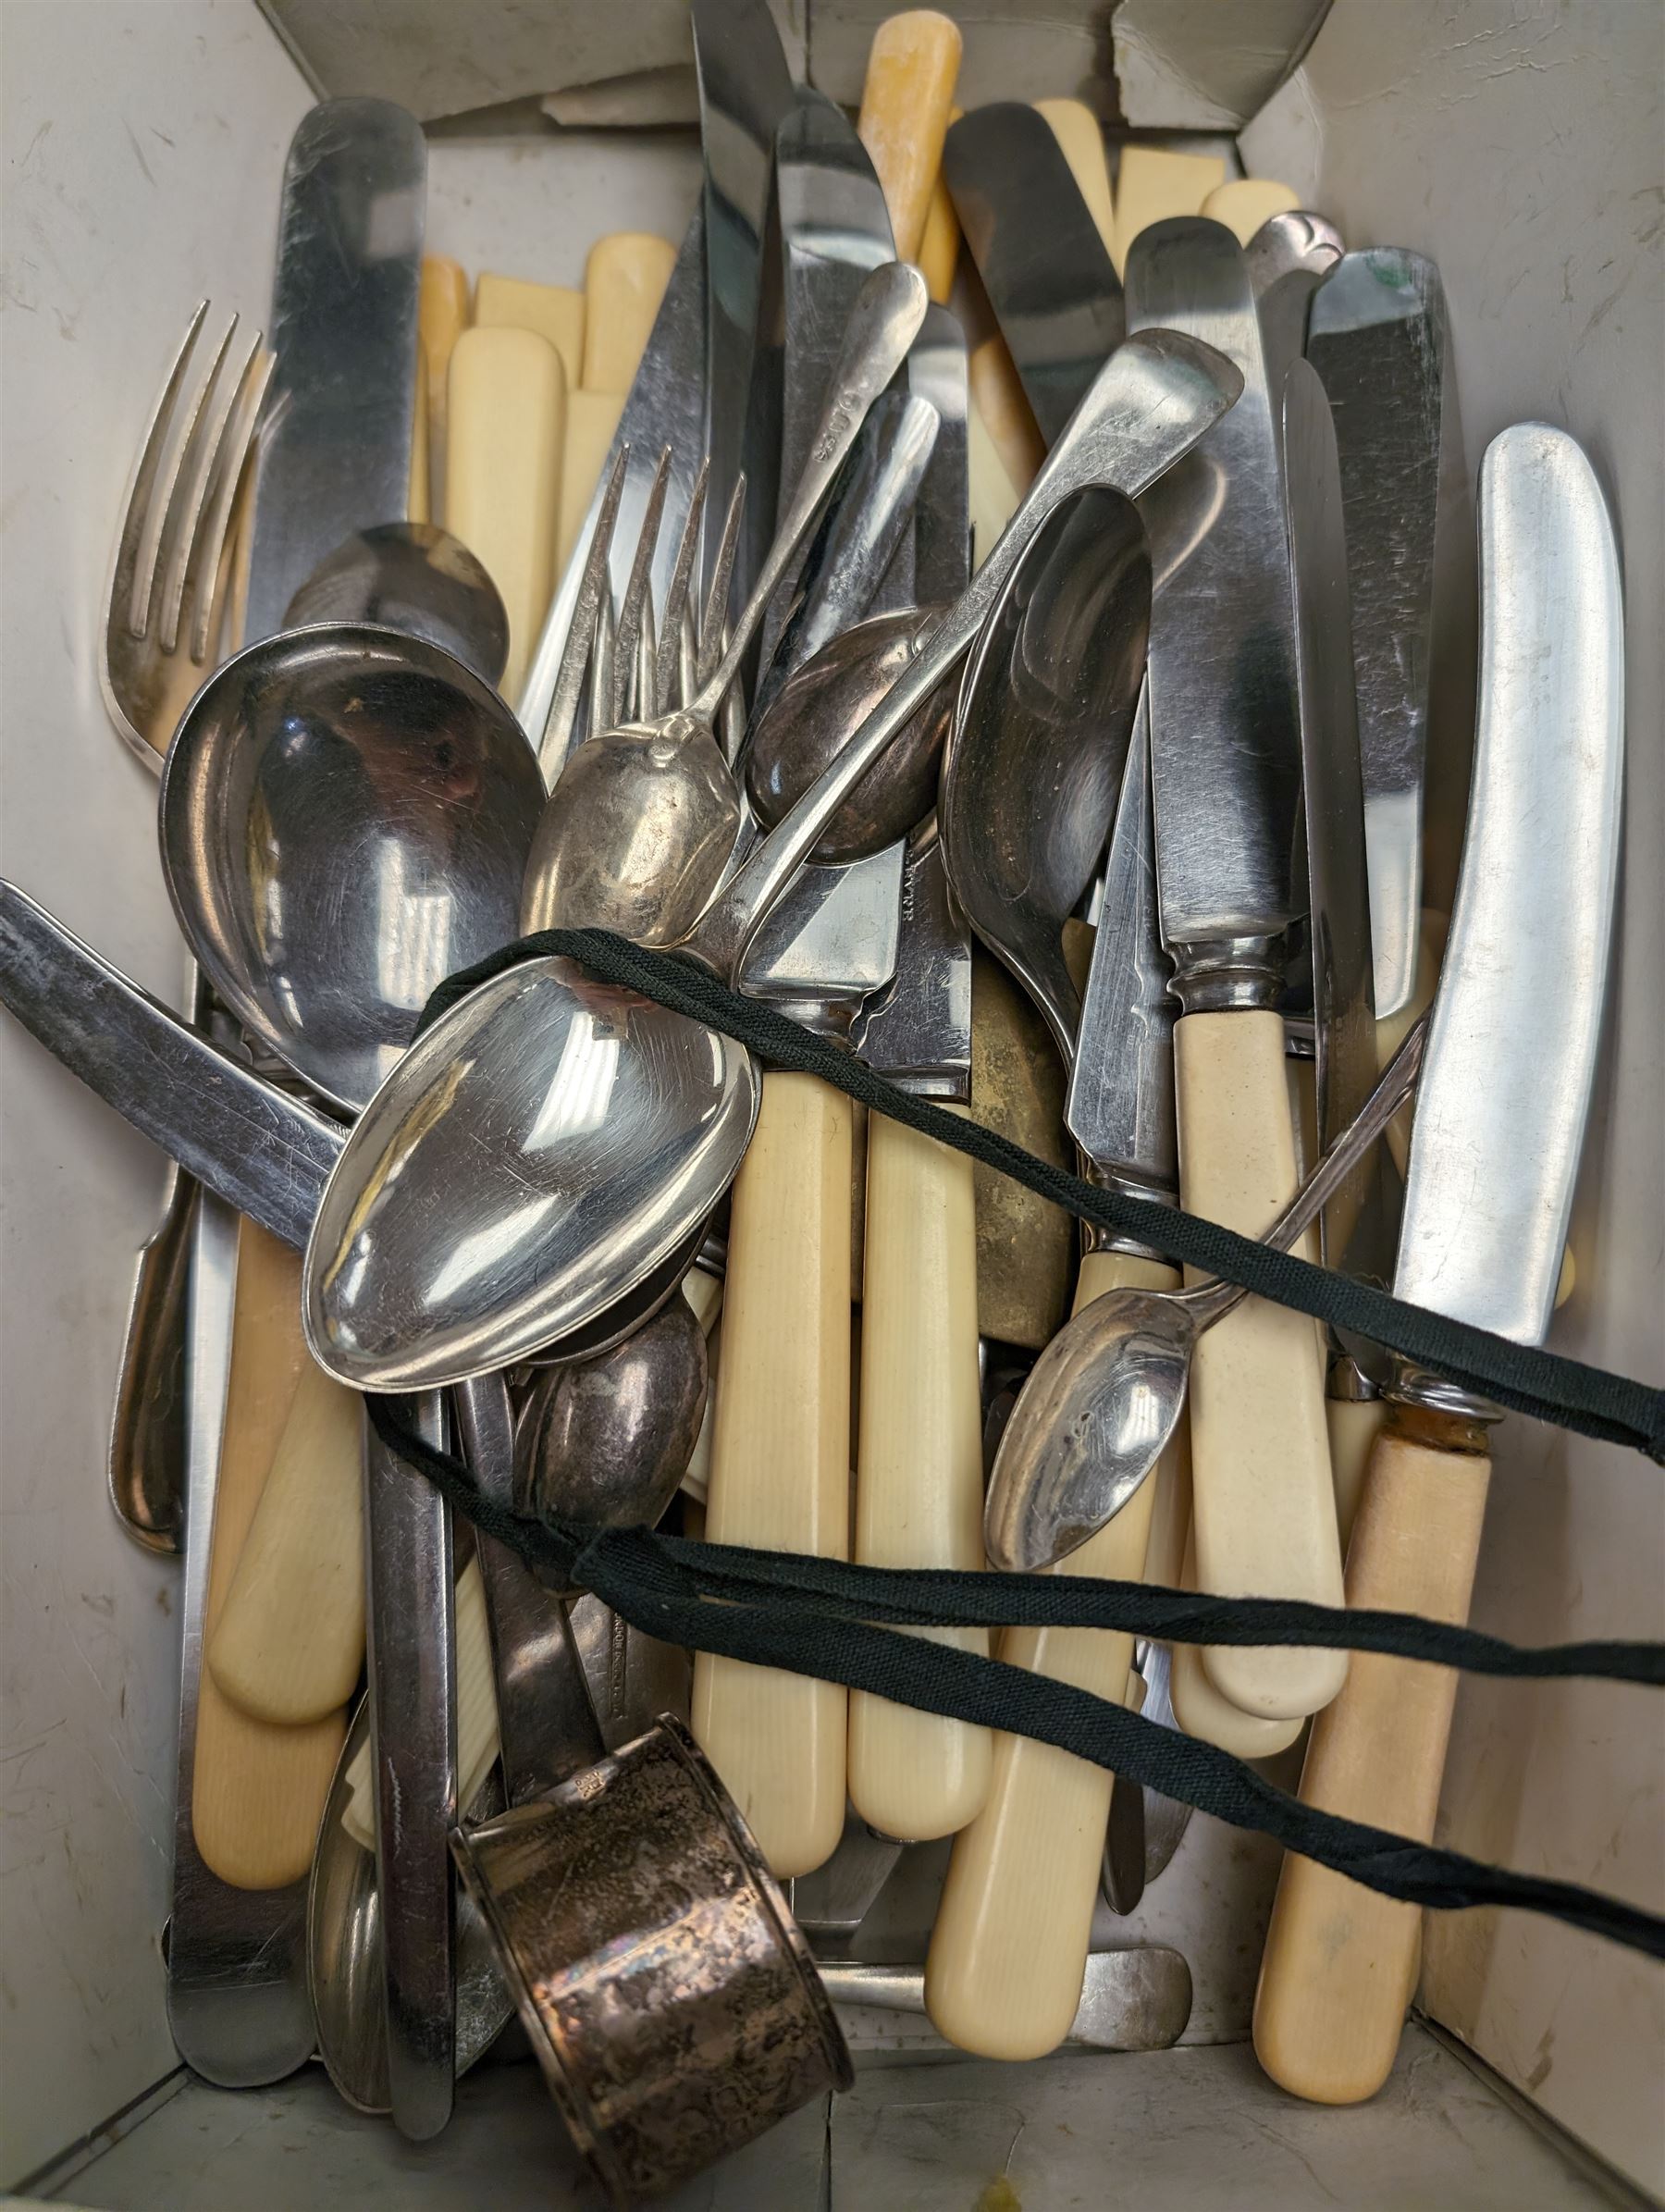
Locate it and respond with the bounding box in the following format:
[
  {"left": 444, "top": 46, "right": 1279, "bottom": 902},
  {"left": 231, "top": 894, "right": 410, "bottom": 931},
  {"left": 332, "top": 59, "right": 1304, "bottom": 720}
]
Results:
[
  {"left": 414, "top": 929, "right": 1665, "bottom": 1463},
  {"left": 364, "top": 1398, "right": 1665, "bottom": 1962}
]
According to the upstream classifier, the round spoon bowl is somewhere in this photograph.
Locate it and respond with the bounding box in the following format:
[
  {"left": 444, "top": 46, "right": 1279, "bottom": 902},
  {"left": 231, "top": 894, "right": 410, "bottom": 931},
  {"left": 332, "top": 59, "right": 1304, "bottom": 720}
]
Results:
[
  {"left": 160, "top": 624, "right": 545, "bottom": 1114},
  {"left": 745, "top": 607, "right": 952, "bottom": 862},
  {"left": 943, "top": 487, "right": 1151, "bottom": 1061},
  {"left": 283, "top": 524, "right": 511, "bottom": 688},
  {"left": 303, "top": 955, "right": 759, "bottom": 1390},
  {"left": 517, "top": 1294, "right": 709, "bottom": 1530}
]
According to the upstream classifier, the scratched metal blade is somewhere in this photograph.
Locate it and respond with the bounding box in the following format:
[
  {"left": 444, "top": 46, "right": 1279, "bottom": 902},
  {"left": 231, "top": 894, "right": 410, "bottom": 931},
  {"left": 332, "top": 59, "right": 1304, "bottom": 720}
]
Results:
[
  {"left": 944, "top": 102, "right": 1124, "bottom": 444},
  {"left": 692, "top": 0, "right": 795, "bottom": 612},
  {"left": 741, "top": 92, "right": 905, "bottom": 1027},
  {"left": 518, "top": 210, "right": 707, "bottom": 766},
  {"left": 245, "top": 100, "right": 425, "bottom": 645},
  {"left": 1306, "top": 250, "right": 1449, "bottom": 1019},
  {"left": 855, "top": 303, "right": 973, "bottom": 1097}
]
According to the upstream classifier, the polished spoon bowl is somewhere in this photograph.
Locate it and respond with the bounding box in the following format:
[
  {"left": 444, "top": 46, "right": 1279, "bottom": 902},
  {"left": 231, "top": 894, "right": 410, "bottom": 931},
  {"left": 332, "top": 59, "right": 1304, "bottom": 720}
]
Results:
[
  {"left": 983, "top": 1019, "right": 1428, "bottom": 1573},
  {"left": 159, "top": 623, "right": 545, "bottom": 1114},
  {"left": 283, "top": 523, "right": 511, "bottom": 689},
  {"left": 520, "top": 258, "right": 930, "bottom": 947},
  {"left": 303, "top": 330, "right": 1243, "bottom": 1392}
]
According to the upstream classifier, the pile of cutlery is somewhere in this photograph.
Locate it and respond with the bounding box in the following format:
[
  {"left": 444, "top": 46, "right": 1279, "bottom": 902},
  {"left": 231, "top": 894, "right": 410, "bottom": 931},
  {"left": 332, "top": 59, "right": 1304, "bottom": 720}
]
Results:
[{"left": 0, "top": 0, "right": 1627, "bottom": 2194}]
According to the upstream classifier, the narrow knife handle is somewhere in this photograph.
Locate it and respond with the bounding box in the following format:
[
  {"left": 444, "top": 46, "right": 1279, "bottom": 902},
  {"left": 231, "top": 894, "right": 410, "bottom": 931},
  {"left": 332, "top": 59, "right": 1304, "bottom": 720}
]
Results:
[
  {"left": 1254, "top": 1415, "right": 1491, "bottom": 2103},
  {"left": 191, "top": 1220, "right": 346, "bottom": 1890},
  {"left": 1169, "top": 1525, "right": 1302, "bottom": 1759},
  {"left": 856, "top": 10, "right": 964, "bottom": 263},
  {"left": 1326, "top": 1392, "right": 1388, "bottom": 1555},
  {"left": 923, "top": 1249, "right": 1172, "bottom": 2060},
  {"left": 206, "top": 1359, "right": 365, "bottom": 1724},
  {"left": 1174, "top": 1007, "right": 1348, "bottom": 1719},
  {"left": 692, "top": 1071, "right": 852, "bottom": 1878},
  {"left": 849, "top": 1109, "right": 990, "bottom": 1841}
]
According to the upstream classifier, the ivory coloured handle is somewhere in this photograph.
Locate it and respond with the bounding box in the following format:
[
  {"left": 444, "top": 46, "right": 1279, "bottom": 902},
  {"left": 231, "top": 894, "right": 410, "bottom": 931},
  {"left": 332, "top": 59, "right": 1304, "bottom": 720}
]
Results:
[
  {"left": 968, "top": 335, "right": 1046, "bottom": 495},
  {"left": 206, "top": 1357, "right": 365, "bottom": 1724},
  {"left": 924, "top": 1248, "right": 1173, "bottom": 2059},
  {"left": 1110, "top": 144, "right": 1227, "bottom": 276},
  {"left": 1326, "top": 1392, "right": 1388, "bottom": 1555},
  {"left": 1174, "top": 1007, "right": 1347, "bottom": 1720},
  {"left": 692, "top": 1073, "right": 852, "bottom": 1877},
  {"left": 1253, "top": 1419, "right": 1492, "bottom": 2103},
  {"left": 1034, "top": 99, "right": 1116, "bottom": 253},
  {"left": 849, "top": 1110, "right": 990, "bottom": 1841},
  {"left": 446, "top": 324, "right": 565, "bottom": 699},
  {"left": 917, "top": 111, "right": 963, "bottom": 303},
  {"left": 419, "top": 256, "right": 470, "bottom": 445},
  {"left": 191, "top": 1220, "right": 346, "bottom": 1890},
  {"left": 856, "top": 11, "right": 964, "bottom": 263},
  {"left": 582, "top": 234, "right": 677, "bottom": 395},
  {"left": 474, "top": 271, "right": 585, "bottom": 386},
  {"left": 1170, "top": 1526, "right": 1302, "bottom": 1758}
]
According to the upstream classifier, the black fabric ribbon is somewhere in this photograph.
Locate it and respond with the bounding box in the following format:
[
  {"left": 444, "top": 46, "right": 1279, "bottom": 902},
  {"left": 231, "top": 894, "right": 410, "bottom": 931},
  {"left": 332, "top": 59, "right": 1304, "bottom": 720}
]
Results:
[{"left": 371, "top": 929, "right": 1665, "bottom": 1963}]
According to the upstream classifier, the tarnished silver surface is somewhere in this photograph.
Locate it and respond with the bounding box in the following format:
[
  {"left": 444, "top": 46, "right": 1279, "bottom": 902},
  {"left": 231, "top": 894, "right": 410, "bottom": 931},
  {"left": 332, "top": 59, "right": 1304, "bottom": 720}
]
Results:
[
  {"left": 821, "top": 1944, "right": 1191, "bottom": 2052},
  {"left": 746, "top": 606, "right": 947, "bottom": 860},
  {"left": 692, "top": 0, "right": 796, "bottom": 616},
  {"left": 984, "top": 1022, "right": 1428, "bottom": 1571},
  {"left": 283, "top": 524, "right": 509, "bottom": 688},
  {"left": 1306, "top": 248, "right": 1449, "bottom": 1019},
  {"left": 521, "top": 261, "right": 928, "bottom": 948},
  {"left": 307, "top": 1692, "right": 512, "bottom": 2117},
  {"left": 1067, "top": 691, "right": 1178, "bottom": 1213},
  {"left": 1125, "top": 218, "right": 1303, "bottom": 978},
  {"left": 163, "top": 1190, "right": 314, "bottom": 2085},
  {"left": 364, "top": 1390, "right": 457, "bottom": 2140},
  {"left": 456, "top": 1374, "right": 608, "bottom": 1803},
  {"left": 0, "top": 883, "right": 343, "bottom": 1251},
  {"left": 944, "top": 102, "right": 1125, "bottom": 442},
  {"left": 517, "top": 1297, "right": 709, "bottom": 1534},
  {"left": 1389, "top": 426, "right": 1622, "bottom": 1353},
  {"left": 303, "top": 958, "right": 760, "bottom": 1390},
  {"left": 109, "top": 1158, "right": 197, "bottom": 1554},
  {"left": 243, "top": 100, "right": 424, "bottom": 645},
  {"left": 789, "top": 1815, "right": 905, "bottom": 1940},
  {"left": 452, "top": 1720, "right": 851, "bottom": 2206},
  {"left": 521, "top": 213, "right": 708, "bottom": 772},
  {"left": 565, "top": 1595, "right": 693, "bottom": 1750},
  {"left": 1285, "top": 358, "right": 1384, "bottom": 1275},
  {"left": 159, "top": 624, "right": 543, "bottom": 1114},
  {"left": 944, "top": 488, "right": 1151, "bottom": 1062}
]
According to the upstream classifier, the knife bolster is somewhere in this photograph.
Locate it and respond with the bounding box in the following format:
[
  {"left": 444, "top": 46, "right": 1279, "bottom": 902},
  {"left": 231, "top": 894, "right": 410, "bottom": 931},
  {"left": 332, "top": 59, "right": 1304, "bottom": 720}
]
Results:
[
  {"left": 1078, "top": 1159, "right": 1178, "bottom": 1263},
  {"left": 1388, "top": 1362, "right": 1506, "bottom": 1436},
  {"left": 1166, "top": 933, "right": 1288, "bottom": 1015}
]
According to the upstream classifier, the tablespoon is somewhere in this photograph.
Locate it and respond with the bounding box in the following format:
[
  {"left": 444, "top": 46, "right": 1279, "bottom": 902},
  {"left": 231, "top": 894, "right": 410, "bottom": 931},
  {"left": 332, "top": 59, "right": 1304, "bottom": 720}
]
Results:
[
  {"left": 282, "top": 522, "right": 510, "bottom": 688},
  {"left": 520, "top": 258, "right": 929, "bottom": 946},
  {"left": 984, "top": 1018, "right": 1428, "bottom": 1574},
  {"left": 303, "top": 327, "right": 1242, "bottom": 1394}
]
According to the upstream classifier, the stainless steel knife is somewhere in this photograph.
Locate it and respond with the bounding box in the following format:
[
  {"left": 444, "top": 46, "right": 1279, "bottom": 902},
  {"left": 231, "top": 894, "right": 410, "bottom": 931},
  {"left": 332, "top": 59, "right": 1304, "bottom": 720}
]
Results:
[
  {"left": 943, "top": 103, "right": 1124, "bottom": 445},
  {"left": 1124, "top": 216, "right": 1344, "bottom": 1725},
  {"left": 1306, "top": 249, "right": 1449, "bottom": 1020},
  {"left": 1256, "top": 421, "right": 1623, "bottom": 2107}
]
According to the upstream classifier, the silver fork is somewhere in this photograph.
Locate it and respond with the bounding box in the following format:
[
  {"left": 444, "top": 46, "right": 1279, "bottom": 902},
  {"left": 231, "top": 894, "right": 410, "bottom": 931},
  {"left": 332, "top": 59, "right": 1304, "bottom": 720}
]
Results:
[
  {"left": 101, "top": 300, "right": 273, "bottom": 770},
  {"left": 100, "top": 305, "right": 270, "bottom": 1556}
]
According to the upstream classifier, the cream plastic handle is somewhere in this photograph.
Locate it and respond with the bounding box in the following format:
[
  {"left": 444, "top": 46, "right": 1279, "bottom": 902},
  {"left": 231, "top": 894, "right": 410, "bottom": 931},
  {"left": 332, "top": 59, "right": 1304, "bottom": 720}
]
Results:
[
  {"left": 692, "top": 1073, "right": 852, "bottom": 1877},
  {"left": 1174, "top": 1007, "right": 1347, "bottom": 1720},
  {"left": 1326, "top": 1393, "right": 1388, "bottom": 1555},
  {"left": 1034, "top": 99, "right": 1116, "bottom": 253},
  {"left": 856, "top": 10, "right": 964, "bottom": 262},
  {"left": 849, "top": 1111, "right": 990, "bottom": 1841},
  {"left": 1170, "top": 1526, "right": 1302, "bottom": 1758},
  {"left": 191, "top": 1221, "right": 347, "bottom": 1890},
  {"left": 924, "top": 1249, "right": 1172, "bottom": 2059},
  {"left": 446, "top": 324, "right": 565, "bottom": 700},
  {"left": 582, "top": 234, "right": 677, "bottom": 394},
  {"left": 1254, "top": 1421, "right": 1492, "bottom": 2103},
  {"left": 206, "top": 1358, "right": 365, "bottom": 1724}
]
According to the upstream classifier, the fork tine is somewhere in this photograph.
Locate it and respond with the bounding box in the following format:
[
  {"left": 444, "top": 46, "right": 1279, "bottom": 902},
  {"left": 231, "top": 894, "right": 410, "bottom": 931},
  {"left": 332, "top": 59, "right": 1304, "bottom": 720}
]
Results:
[
  {"left": 536, "top": 441, "right": 629, "bottom": 779},
  {"left": 130, "top": 312, "right": 237, "bottom": 640},
  {"left": 110, "top": 302, "right": 209, "bottom": 640},
  {"left": 611, "top": 446, "right": 672, "bottom": 726},
  {"left": 696, "top": 473, "right": 746, "bottom": 692},
  {"left": 189, "top": 343, "right": 276, "bottom": 663},
  {"left": 635, "top": 588, "right": 658, "bottom": 723},
  {"left": 653, "top": 457, "right": 709, "bottom": 714},
  {"left": 161, "top": 327, "right": 266, "bottom": 657},
  {"left": 588, "top": 579, "right": 616, "bottom": 742}
]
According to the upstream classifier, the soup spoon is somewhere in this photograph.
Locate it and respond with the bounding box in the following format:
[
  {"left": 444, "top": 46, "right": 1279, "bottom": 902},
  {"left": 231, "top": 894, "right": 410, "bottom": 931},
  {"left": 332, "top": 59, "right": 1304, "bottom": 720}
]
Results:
[{"left": 302, "top": 329, "right": 1242, "bottom": 1392}]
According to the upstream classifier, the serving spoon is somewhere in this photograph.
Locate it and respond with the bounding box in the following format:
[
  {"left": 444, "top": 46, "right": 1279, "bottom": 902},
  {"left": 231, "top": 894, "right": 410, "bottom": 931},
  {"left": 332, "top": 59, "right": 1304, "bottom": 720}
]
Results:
[
  {"left": 984, "top": 1019, "right": 1428, "bottom": 1572},
  {"left": 302, "top": 328, "right": 1243, "bottom": 1393}
]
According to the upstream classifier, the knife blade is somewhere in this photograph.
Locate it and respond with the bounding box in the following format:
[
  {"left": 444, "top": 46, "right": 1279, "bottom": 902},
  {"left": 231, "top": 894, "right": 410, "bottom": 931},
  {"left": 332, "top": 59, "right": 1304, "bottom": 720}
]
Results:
[
  {"left": 520, "top": 209, "right": 707, "bottom": 776},
  {"left": 691, "top": 0, "right": 796, "bottom": 617},
  {"left": 1255, "top": 422, "right": 1623, "bottom": 2107},
  {"left": 1124, "top": 216, "right": 1343, "bottom": 1725},
  {"left": 244, "top": 100, "right": 424, "bottom": 644},
  {"left": 943, "top": 104, "right": 1125, "bottom": 445},
  {"left": 1305, "top": 248, "right": 1449, "bottom": 1019}
]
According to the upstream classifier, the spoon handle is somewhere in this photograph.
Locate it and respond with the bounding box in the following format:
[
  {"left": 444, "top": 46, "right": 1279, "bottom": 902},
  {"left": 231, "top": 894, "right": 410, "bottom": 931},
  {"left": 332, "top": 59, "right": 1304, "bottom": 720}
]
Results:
[
  {"left": 695, "top": 259, "right": 929, "bottom": 717},
  {"left": 686, "top": 328, "right": 1242, "bottom": 981}
]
